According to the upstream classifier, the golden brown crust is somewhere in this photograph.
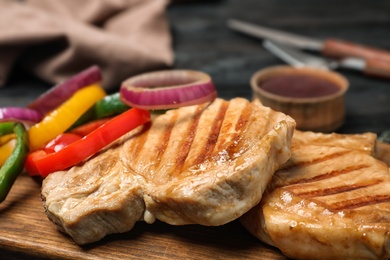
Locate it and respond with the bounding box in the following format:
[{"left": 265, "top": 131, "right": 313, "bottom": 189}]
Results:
[
  {"left": 42, "top": 98, "right": 296, "bottom": 245},
  {"left": 241, "top": 131, "right": 390, "bottom": 260}
]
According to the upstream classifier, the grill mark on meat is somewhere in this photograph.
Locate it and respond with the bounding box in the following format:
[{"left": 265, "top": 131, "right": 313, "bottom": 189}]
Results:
[
  {"left": 235, "top": 102, "right": 252, "bottom": 133},
  {"left": 41, "top": 98, "right": 298, "bottom": 245},
  {"left": 239, "top": 130, "right": 390, "bottom": 260},
  {"left": 278, "top": 150, "right": 354, "bottom": 175},
  {"left": 214, "top": 102, "right": 252, "bottom": 159},
  {"left": 154, "top": 112, "right": 179, "bottom": 169},
  {"left": 281, "top": 153, "right": 390, "bottom": 211},
  {"left": 288, "top": 164, "right": 370, "bottom": 185},
  {"left": 228, "top": 103, "right": 252, "bottom": 157},
  {"left": 329, "top": 194, "right": 390, "bottom": 211},
  {"left": 129, "top": 122, "right": 152, "bottom": 163},
  {"left": 192, "top": 101, "right": 229, "bottom": 165},
  {"left": 292, "top": 179, "right": 384, "bottom": 197},
  {"left": 173, "top": 106, "right": 203, "bottom": 174}
]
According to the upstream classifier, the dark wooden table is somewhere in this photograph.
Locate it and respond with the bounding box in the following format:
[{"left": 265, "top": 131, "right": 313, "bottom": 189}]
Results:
[{"left": 0, "top": 1, "right": 389, "bottom": 259}]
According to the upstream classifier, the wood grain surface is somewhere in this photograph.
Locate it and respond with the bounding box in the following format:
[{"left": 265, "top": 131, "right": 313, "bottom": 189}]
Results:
[{"left": 0, "top": 175, "right": 286, "bottom": 260}]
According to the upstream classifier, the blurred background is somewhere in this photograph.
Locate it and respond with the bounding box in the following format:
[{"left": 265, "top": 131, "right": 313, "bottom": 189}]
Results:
[{"left": 1, "top": 0, "right": 389, "bottom": 134}]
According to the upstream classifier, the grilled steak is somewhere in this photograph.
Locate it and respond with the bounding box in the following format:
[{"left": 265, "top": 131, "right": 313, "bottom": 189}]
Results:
[
  {"left": 292, "top": 130, "right": 377, "bottom": 156},
  {"left": 41, "top": 98, "right": 295, "bottom": 245},
  {"left": 240, "top": 131, "right": 390, "bottom": 260}
]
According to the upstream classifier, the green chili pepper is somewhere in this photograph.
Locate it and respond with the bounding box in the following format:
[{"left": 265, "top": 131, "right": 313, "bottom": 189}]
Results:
[
  {"left": 71, "top": 92, "right": 129, "bottom": 128},
  {"left": 0, "top": 122, "right": 29, "bottom": 203},
  {"left": 0, "top": 122, "right": 16, "bottom": 136},
  {"left": 94, "top": 92, "right": 129, "bottom": 118}
]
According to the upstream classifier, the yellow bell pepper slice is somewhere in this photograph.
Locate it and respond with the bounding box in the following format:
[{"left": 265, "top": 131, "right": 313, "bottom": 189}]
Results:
[
  {"left": 28, "top": 84, "right": 106, "bottom": 151},
  {"left": 0, "top": 133, "right": 15, "bottom": 146},
  {"left": 0, "top": 139, "right": 16, "bottom": 167}
]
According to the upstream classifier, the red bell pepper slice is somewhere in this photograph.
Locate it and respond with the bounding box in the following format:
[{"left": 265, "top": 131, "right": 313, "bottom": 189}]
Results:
[
  {"left": 25, "top": 108, "right": 150, "bottom": 177},
  {"left": 44, "top": 133, "right": 82, "bottom": 154},
  {"left": 69, "top": 118, "right": 112, "bottom": 136}
]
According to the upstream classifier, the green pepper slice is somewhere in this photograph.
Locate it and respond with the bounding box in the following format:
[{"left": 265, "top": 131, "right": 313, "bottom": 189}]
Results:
[
  {"left": 71, "top": 92, "right": 129, "bottom": 128},
  {"left": 0, "top": 122, "right": 29, "bottom": 203}
]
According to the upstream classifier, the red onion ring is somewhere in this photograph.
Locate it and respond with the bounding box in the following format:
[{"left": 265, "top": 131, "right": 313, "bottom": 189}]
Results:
[
  {"left": 0, "top": 107, "right": 43, "bottom": 123},
  {"left": 27, "top": 65, "right": 102, "bottom": 114},
  {"left": 120, "top": 70, "right": 217, "bottom": 110}
]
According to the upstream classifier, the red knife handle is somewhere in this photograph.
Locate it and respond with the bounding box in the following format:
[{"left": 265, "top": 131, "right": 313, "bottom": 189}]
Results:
[
  {"left": 323, "top": 38, "right": 390, "bottom": 62},
  {"left": 364, "top": 58, "right": 390, "bottom": 79}
]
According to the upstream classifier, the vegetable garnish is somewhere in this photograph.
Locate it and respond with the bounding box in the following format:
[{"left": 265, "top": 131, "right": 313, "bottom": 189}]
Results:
[
  {"left": 25, "top": 108, "right": 150, "bottom": 177},
  {"left": 0, "top": 107, "right": 43, "bottom": 123},
  {"left": 27, "top": 65, "right": 102, "bottom": 114},
  {"left": 71, "top": 92, "right": 129, "bottom": 128},
  {"left": 120, "top": 70, "right": 217, "bottom": 110},
  {"left": 0, "top": 122, "right": 29, "bottom": 203},
  {"left": 44, "top": 133, "right": 82, "bottom": 154},
  {"left": 0, "top": 133, "right": 15, "bottom": 146},
  {"left": 28, "top": 84, "right": 106, "bottom": 151},
  {"left": 0, "top": 139, "right": 16, "bottom": 167},
  {"left": 70, "top": 118, "right": 112, "bottom": 136},
  {"left": 93, "top": 92, "right": 130, "bottom": 119}
]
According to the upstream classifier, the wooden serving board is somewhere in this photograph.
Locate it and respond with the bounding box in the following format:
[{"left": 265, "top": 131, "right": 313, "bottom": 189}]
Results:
[{"left": 1, "top": 142, "right": 389, "bottom": 260}]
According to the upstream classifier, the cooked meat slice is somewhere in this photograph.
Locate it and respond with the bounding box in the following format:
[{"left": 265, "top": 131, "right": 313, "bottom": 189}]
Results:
[
  {"left": 241, "top": 131, "right": 390, "bottom": 260},
  {"left": 292, "top": 130, "right": 377, "bottom": 155},
  {"left": 42, "top": 98, "right": 295, "bottom": 245}
]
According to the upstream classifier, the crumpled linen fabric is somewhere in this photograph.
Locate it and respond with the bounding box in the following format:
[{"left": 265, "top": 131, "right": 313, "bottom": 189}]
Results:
[{"left": 0, "top": 0, "right": 174, "bottom": 90}]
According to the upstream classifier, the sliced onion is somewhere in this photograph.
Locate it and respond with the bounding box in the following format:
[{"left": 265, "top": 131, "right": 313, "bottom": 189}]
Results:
[
  {"left": 120, "top": 70, "right": 217, "bottom": 110},
  {"left": 0, "top": 107, "right": 43, "bottom": 123},
  {"left": 27, "top": 65, "right": 102, "bottom": 114}
]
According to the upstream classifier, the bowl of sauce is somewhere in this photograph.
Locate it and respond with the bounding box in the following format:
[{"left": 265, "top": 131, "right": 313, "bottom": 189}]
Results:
[{"left": 251, "top": 66, "right": 349, "bottom": 132}]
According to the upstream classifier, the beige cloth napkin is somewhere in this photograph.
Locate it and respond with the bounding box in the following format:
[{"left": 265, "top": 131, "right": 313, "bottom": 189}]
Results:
[{"left": 0, "top": 0, "right": 173, "bottom": 90}]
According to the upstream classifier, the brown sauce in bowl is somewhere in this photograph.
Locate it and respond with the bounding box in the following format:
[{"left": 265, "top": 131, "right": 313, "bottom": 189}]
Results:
[{"left": 260, "top": 74, "right": 341, "bottom": 98}]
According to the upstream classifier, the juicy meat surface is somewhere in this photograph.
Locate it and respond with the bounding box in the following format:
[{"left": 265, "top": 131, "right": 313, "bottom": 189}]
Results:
[
  {"left": 240, "top": 131, "right": 390, "bottom": 260},
  {"left": 41, "top": 98, "right": 296, "bottom": 245},
  {"left": 291, "top": 130, "right": 377, "bottom": 156}
]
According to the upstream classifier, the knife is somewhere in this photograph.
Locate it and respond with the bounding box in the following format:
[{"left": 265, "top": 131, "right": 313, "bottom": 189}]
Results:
[
  {"left": 263, "top": 40, "right": 366, "bottom": 71},
  {"left": 228, "top": 19, "right": 390, "bottom": 78}
]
